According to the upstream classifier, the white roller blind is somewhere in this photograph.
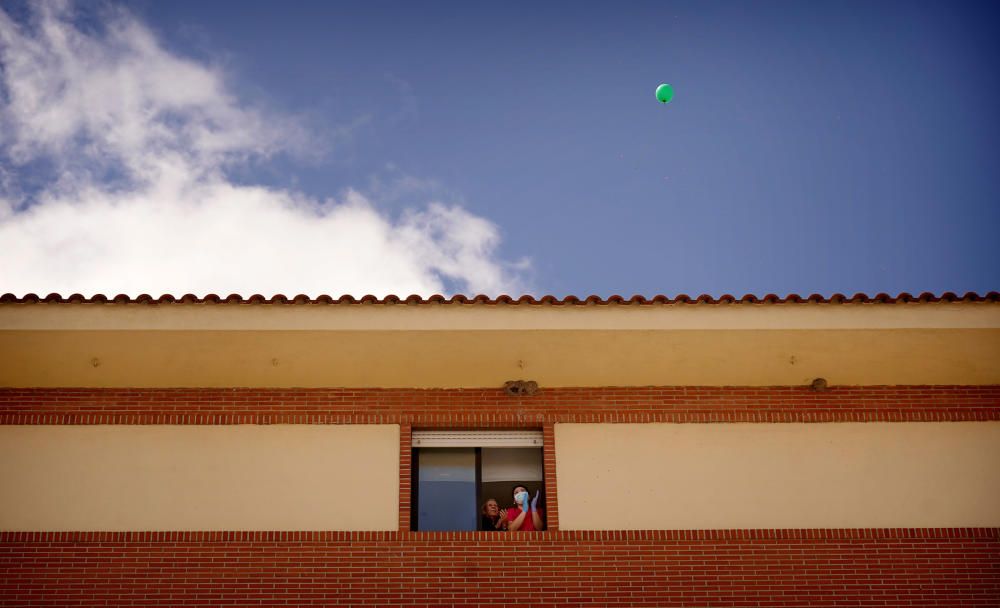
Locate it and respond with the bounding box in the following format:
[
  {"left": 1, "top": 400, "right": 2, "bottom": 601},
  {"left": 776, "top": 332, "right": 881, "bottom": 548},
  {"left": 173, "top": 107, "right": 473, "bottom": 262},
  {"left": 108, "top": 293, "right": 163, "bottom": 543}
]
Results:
[
  {"left": 482, "top": 448, "right": 544, "bottom": 482},
  {"left": 411, "top": 430, "right": 544, "bottom": 447}
]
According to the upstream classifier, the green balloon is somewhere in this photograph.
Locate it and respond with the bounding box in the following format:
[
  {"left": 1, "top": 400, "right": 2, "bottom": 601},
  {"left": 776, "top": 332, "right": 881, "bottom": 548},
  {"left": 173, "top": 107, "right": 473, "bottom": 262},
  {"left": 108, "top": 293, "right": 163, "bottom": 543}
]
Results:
[{"left": 655, "top": 83, "right": 674, "bottom": 104}]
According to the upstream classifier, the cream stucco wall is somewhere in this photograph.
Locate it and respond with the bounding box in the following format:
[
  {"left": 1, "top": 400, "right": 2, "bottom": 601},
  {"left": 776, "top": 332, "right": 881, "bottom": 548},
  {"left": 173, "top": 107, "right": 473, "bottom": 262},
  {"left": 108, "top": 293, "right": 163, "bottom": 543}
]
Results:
[
  {"left": 2, "top": 302, "right": 999, "bottom": 387},
  {"left": 554, "top": 422, "right": 1000, "bottom": 529},
  {"left": 2, "top": 328, "right": 998, "bottom": 387},
  {"left": 0, "top": 425, "right": 400, "bottom": 531},
  {"left": 3, "top": 301, "right": 998, "bottom": 331}
]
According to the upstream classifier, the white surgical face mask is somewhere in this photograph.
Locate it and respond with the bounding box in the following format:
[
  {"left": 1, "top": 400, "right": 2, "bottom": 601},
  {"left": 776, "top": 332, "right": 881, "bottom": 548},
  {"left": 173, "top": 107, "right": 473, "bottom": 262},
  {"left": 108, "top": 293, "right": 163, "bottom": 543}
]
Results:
[{"left": 516, "top": 491, "right": 528, "bottom": 505}]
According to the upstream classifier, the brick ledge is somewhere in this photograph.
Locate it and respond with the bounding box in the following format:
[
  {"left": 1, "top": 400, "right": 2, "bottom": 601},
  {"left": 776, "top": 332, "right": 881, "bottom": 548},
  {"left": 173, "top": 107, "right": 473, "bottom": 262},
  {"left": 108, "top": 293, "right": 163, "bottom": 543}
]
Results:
[{"left": 2, "top": 528, "right": 997, "bottom": 543}]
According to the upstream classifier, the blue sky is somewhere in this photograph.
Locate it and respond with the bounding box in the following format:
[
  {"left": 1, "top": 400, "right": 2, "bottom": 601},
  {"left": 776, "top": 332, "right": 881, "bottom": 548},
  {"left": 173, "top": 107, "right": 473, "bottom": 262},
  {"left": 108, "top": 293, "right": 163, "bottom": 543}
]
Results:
[{"left": 1, "top": 1, "right": 997, "bottom": 297}]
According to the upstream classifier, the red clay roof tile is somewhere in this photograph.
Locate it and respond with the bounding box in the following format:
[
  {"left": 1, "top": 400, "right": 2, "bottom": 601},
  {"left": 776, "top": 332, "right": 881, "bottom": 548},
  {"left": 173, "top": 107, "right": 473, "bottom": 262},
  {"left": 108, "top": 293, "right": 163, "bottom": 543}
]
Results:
[{"left": 0, "top": 291, "right": 997, "bottom": 305}]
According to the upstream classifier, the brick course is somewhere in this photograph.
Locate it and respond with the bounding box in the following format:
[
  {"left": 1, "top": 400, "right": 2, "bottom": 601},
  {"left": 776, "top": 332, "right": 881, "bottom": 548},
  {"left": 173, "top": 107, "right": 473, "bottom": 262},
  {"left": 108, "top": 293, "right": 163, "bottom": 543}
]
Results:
[
  {"left": 1, "top": 529, "right": 998, "bottom": 607},
  {"left": 1, "top": 385, "right": 997, "bottom": 425}
]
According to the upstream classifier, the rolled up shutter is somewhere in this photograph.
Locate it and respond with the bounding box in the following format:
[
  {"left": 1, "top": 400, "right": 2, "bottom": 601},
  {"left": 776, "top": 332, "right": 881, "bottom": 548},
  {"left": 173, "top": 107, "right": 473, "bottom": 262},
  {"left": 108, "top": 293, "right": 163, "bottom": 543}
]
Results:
[{"left": 411, "top": 429, "right": 543, "bottom": 447}]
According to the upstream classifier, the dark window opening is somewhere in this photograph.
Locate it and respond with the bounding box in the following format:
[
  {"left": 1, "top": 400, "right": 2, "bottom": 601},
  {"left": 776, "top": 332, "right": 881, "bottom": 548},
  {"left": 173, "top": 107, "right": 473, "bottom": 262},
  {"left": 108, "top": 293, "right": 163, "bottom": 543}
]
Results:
[{"left": 410, "top": 431, "right": 545, "bottom": 532}]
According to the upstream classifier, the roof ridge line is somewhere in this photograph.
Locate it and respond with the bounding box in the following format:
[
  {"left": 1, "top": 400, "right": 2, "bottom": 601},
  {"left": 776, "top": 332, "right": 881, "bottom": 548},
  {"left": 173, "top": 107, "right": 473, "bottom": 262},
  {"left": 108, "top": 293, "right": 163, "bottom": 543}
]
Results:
[{"left": 1, "top": 291, "right": 998, "bottom": 305}]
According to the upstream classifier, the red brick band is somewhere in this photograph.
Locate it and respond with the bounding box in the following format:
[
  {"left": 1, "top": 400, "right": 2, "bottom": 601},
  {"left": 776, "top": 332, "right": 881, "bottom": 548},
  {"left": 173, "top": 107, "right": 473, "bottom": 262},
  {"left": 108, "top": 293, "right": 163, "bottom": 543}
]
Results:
[
  {"left": 0, "top": 527, "right": 996, "bottom": 543},
  {"left": 398, "top": 424, "right": 412, "bottom": 532},
  {"left": 2, "top": 529, "right": 997, "bottom": 607},
  {"left": 542, "top": 423, "right": 559, "bottom": 531},
  {"left": 1, "top": 385, "right": 998, "bottom": 424}
]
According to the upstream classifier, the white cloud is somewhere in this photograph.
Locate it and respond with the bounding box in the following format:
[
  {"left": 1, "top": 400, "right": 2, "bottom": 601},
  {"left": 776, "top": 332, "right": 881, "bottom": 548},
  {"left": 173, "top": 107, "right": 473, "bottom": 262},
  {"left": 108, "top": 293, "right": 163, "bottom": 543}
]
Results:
[{"left": 0, "top": 1, "right": 526, "bottom": 297}]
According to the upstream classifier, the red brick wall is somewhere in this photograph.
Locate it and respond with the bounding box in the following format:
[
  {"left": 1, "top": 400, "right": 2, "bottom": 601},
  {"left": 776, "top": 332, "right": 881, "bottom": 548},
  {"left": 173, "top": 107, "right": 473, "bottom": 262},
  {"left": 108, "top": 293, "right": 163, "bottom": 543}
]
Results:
[
  {"left": 1, "top": 385, "right": 997, "bottom": 425},
  {"left": 1, "top": 529, "right": 997, "bottom": 606},
  {"left": 2, "top": 385, "right": 999, "bottom": 606}
]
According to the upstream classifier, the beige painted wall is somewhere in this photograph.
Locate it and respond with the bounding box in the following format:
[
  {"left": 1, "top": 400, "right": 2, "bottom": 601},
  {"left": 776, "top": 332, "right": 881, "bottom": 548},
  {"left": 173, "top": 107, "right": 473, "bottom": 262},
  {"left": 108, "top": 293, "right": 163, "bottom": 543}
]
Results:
[
  {"left": 554, "top": 422, "right": 1000, "bottom": 529},
  {"left": 0, "top": 425, "right": 399, "bottom": 531},
  {"left": 2, "top": 301, "right": 999, "bottom": 387},
  {"left": 3, "top": 301, "right": 998, "bottom": 331},
  {"left": 2, "top": 328, "right": 999, "bottom": 387}
]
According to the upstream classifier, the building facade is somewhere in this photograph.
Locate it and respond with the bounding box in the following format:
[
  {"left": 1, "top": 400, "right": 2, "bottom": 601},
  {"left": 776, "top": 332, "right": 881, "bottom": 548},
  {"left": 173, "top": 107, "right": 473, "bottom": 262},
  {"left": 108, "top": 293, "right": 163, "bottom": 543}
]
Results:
[{"left": 1, "top": 291, "right": 999, "bottom": 606}]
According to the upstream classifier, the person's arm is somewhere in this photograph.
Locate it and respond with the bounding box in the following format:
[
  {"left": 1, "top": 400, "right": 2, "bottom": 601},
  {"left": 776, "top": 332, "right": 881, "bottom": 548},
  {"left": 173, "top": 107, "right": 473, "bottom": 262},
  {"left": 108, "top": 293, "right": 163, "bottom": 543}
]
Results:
[
  {"left": 530, "top": 491, "right": 543, "bottom": 530},
  {"left": 507, "top": 507, "right": 528, "bottom": 531}
]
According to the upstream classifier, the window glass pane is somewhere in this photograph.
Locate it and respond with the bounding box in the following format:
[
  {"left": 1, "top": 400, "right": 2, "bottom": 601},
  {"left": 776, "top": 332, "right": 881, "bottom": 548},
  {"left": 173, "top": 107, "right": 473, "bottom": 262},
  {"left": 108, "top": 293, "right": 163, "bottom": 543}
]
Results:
[
  {"left": 416, "top": 448, "right": 477, "bottom": 531},
  {"left": 480, "top": 447, "right": 544, "bottom": 514}
]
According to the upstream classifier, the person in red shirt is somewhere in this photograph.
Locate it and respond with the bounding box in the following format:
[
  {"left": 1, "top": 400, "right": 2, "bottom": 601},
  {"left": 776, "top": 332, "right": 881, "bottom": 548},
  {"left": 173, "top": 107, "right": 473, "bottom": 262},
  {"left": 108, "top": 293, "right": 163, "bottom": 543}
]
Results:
[{"left": 506, "top": 484, "right": 544, "bottom": 531}]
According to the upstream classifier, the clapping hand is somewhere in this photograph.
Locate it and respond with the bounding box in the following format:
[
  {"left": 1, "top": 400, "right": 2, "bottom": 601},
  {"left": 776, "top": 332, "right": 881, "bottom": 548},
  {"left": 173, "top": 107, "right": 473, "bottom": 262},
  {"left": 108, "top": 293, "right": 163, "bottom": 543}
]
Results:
[{"left": 531, "top": 490, "right": 540, "bottom": 511}]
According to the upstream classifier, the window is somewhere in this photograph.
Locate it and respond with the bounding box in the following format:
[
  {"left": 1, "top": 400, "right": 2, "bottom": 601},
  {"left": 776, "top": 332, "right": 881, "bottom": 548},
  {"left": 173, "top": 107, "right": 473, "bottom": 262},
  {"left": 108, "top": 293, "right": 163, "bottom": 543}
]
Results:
[{"left": 411, "top": 430, "right": 546, "bottom": 532}]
